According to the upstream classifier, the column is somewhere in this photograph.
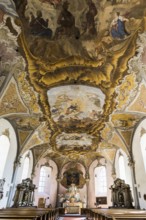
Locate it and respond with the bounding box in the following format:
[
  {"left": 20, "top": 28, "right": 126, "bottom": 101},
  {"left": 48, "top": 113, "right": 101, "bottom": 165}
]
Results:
[
  {"left": 6, "top": 156, "right": 22, "bottom": 207},
  {"left": 56, "top": 176, "right": 61, "bottom": 207},
  {"left": 111, "top": 165, "right": 116, "bottom": 180},
  {"left": 128, "top": 157, "right": 140, "bottom": 209},
  {"left": 85, "top": 171, "right": 90, "bottom": 208}
]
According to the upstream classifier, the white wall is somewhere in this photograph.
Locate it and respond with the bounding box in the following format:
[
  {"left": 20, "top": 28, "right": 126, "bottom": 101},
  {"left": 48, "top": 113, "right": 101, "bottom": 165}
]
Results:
[
  {"left": 132, "top": 118, "right": 146, "bottom": 209},
  {"left": 15, "top": 150, "right": 33, "bottom": 185},
  {"left": 0, "top": 118, "right": 17, "bottom": 208},
  {"left": 88, "top": 158, "right": 113, "bottom": 208},
  {"left": 33, "top": 158, "right": 58, "bottom": 207}
]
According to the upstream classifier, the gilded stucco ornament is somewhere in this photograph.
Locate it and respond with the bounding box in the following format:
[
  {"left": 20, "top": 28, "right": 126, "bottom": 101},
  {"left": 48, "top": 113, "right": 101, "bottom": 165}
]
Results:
[
  {"left": 0, "top": 80, "right": 28, "bottom": 116},
  {"left": 3, "top": 0, "right": 146, "bottom": 166},
  {"left": 128, "top": 83, "right": 146, "bottom": 113},
  {"left": 61, "top": 168, "right": 86, "bottom": 189},
  {"left": 2, "top": 129, "right": 10, "bottom": 139},
  {"left": 18, "top": 17, "right": 145, "bottom": 160},
  {"left": 111, "top": 114, "right": 142, "bottom": 129},
  {"left": 15, "top": 116, "right": 40, "bottom": 130},
  {"left": 15, "top": 71, "right": 41, "bottom": 114}
]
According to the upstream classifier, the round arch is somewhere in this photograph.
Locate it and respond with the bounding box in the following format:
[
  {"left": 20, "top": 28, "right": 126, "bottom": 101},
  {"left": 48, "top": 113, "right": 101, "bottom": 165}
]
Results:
[
  {"left": 132, "top": 117, "right": 146, "bottom": 209},
  {"left": 0, "top": 118, "right": 17, "bottom": 208}
]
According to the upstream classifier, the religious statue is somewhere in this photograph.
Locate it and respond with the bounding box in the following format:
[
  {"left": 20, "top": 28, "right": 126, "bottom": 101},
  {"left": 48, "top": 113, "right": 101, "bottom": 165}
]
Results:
[
  {"left": 110, "top": 178, "right": 133, "bottom": 208},
  {"left": 55, "top": 0, "right": 80, "bottom": 39},
  {"left": 0, "top": 178, "right": 5, "bottom": 200},
  {"left": 59, "top": 183, "right": 81, "bottom": 207},
  {"left": 59, "top": 183, "right": 83, "bottom": 214},
  {"left": 13, "top": 178, "right": 37, "bottom": 207}
]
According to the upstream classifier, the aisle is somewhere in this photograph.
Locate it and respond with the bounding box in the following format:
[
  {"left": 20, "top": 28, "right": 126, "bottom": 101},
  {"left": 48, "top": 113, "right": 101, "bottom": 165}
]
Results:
[{"left": 58, "top": 214, "right": 87, "bottom": 220}]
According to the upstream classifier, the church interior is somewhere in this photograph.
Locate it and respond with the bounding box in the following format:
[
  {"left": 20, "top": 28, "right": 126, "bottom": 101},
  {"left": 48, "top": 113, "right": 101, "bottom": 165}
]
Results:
[{"left": 1, "top": 0, "right": 146, "bottom": 219}]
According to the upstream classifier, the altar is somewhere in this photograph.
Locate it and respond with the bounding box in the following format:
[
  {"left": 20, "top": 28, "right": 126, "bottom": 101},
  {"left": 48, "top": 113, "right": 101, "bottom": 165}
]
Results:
[
  {"left": 59, "top": 184, "right": 83, "bottom": 214},
  {"left": 63, "top": 202, "right": 82, "bottom": 214}
]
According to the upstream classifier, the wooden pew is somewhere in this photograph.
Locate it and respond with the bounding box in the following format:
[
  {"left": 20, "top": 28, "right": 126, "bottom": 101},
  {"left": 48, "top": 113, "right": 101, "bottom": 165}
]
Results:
[
  {"left": 90, "top": 208, "right": 146, "bottom": 220},
  {"left": 0, "top": 207, "right": 60, "bottom": 220},
  {"left": 0, "top": 209, "right": 47, "bottom": 220}
]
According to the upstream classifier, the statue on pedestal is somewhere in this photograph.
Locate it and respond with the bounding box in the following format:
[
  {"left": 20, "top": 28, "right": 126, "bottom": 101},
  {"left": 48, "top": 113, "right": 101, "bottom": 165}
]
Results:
[
  {"left": 13, "top": 178, "right": 36, "bottom": 207},
  {"left": 59, "top": 183, "right": 82, "bottom": 207},
  {"left": 0, "top": 179, "right": 5, "bottom": 200},
  {"left": 110, "top": 178, "right": 133, "bottom": 208}
]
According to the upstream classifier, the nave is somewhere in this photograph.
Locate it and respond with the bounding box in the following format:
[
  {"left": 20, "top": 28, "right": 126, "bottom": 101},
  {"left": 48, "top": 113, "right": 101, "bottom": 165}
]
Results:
[
  {"left": 1, "top": 0, "right": 146, "bottom": 216},
  {"left": 1, "top": 207, "right": 146, "bottom": 220}
]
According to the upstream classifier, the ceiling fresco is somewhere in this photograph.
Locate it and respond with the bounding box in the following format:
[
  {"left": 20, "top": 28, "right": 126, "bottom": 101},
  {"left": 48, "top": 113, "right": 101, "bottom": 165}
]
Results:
[
  {"left": 47, "top": 85, "right": 105, "bottom": 128},
  {"left": 56, "top": 132, "right": 95, "bottom": 152},
  {"left": 1, "top": 0, "right": 146, "bottom": 172}
]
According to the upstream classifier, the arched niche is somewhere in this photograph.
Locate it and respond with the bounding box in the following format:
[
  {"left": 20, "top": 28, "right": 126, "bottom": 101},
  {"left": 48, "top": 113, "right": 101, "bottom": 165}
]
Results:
[
  {"left": 59, "top": 162, "right": 86, "bottom": 205},
  {"left": 0, "top": 118, "right": 17, "bottom": 208}
]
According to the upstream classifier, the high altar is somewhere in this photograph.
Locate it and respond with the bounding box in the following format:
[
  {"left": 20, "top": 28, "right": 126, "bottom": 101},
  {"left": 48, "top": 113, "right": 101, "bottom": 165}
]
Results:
[{"left": 61, "top": 184, "right": 83, "bottom": 214}]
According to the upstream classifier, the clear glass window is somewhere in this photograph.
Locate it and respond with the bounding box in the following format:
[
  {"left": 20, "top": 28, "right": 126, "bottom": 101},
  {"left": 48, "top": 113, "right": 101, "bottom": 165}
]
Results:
[
  {"left": 140, "top": 133, "right": 146, "bottom": 172},
  {"left": 94, "top": 166, "right": 107, "bottom": 196},
  {"left": 118, "top": 155, "right": 126, "bottom": 181},
  {"left": 0, "top": 135, "right": 10, "bottom": 178},
  {"left": 38, "top": 166, "right": 51, "bottom": 193},
  {"left": 21, "top": 156, "right": 30, "bottom": 181}
]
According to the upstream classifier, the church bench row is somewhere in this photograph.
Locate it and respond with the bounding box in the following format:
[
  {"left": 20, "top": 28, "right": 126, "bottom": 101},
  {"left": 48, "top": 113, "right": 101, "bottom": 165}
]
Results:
[
  {"left": 81, "top": 208, "right": 146, "bottom": 220},
  {"left": 0, "top": 208, "right": 61, "bottom": 220}
]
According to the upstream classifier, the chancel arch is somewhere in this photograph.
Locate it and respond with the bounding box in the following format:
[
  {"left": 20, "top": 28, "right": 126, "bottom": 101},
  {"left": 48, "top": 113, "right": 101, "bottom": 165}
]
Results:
[{"left": 58, "top": 162, "right": 87, "bottom": 208}]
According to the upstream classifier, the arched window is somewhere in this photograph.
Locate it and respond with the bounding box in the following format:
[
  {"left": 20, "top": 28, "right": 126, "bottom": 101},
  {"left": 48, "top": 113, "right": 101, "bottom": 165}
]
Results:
[
  {"left": 140, "top": 133, "right": 146, "bottom": 172},
  {"left": 38, "top": 166, "right": 51, "bottom": 193},
  {"left": 21, "top": 156, "right": 30, "bottom": 181},
  {"left": 118, "top": 155, "right": 126, "bottom": 181},
  {"left": 0, "top": 135, "right": 10, "bottom": 178},
  {"left": 94, "top": 166, "right": 107, "bottom": 196}
]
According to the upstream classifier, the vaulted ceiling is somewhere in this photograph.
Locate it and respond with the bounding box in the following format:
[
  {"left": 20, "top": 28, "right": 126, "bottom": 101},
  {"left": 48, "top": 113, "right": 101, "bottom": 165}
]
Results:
[{"left": 1, "top": 0, "right": 146, "bottom": 171}]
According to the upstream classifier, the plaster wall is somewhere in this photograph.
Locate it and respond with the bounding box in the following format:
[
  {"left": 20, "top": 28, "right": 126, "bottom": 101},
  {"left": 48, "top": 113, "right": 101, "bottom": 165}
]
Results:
[
  {"left": 0, "top": 118, "right": 17, "bottom": 208},
  {"left": 88, "top": 159, "right": 113, "bottom": 208},
  {"left": 33, "top": 158, "right": 57, "bottom": 207},
  {"left": 132, "top": 118, "right": 146, "bottom": 209}
]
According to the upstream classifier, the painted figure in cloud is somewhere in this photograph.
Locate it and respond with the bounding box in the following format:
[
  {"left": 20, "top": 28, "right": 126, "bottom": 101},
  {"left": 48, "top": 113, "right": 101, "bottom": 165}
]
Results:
[
  {"left": 85, "top": 0, "right": 97, "bottom": 35},
  {"left": 111, "top": 12, "right": 129, "bottom": 39},
  {"left": 29, "top": 10, "right": 52, "bottom": 38},
  {"left": 55, "top": 0, "right": 80, "bottom": 39}
]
